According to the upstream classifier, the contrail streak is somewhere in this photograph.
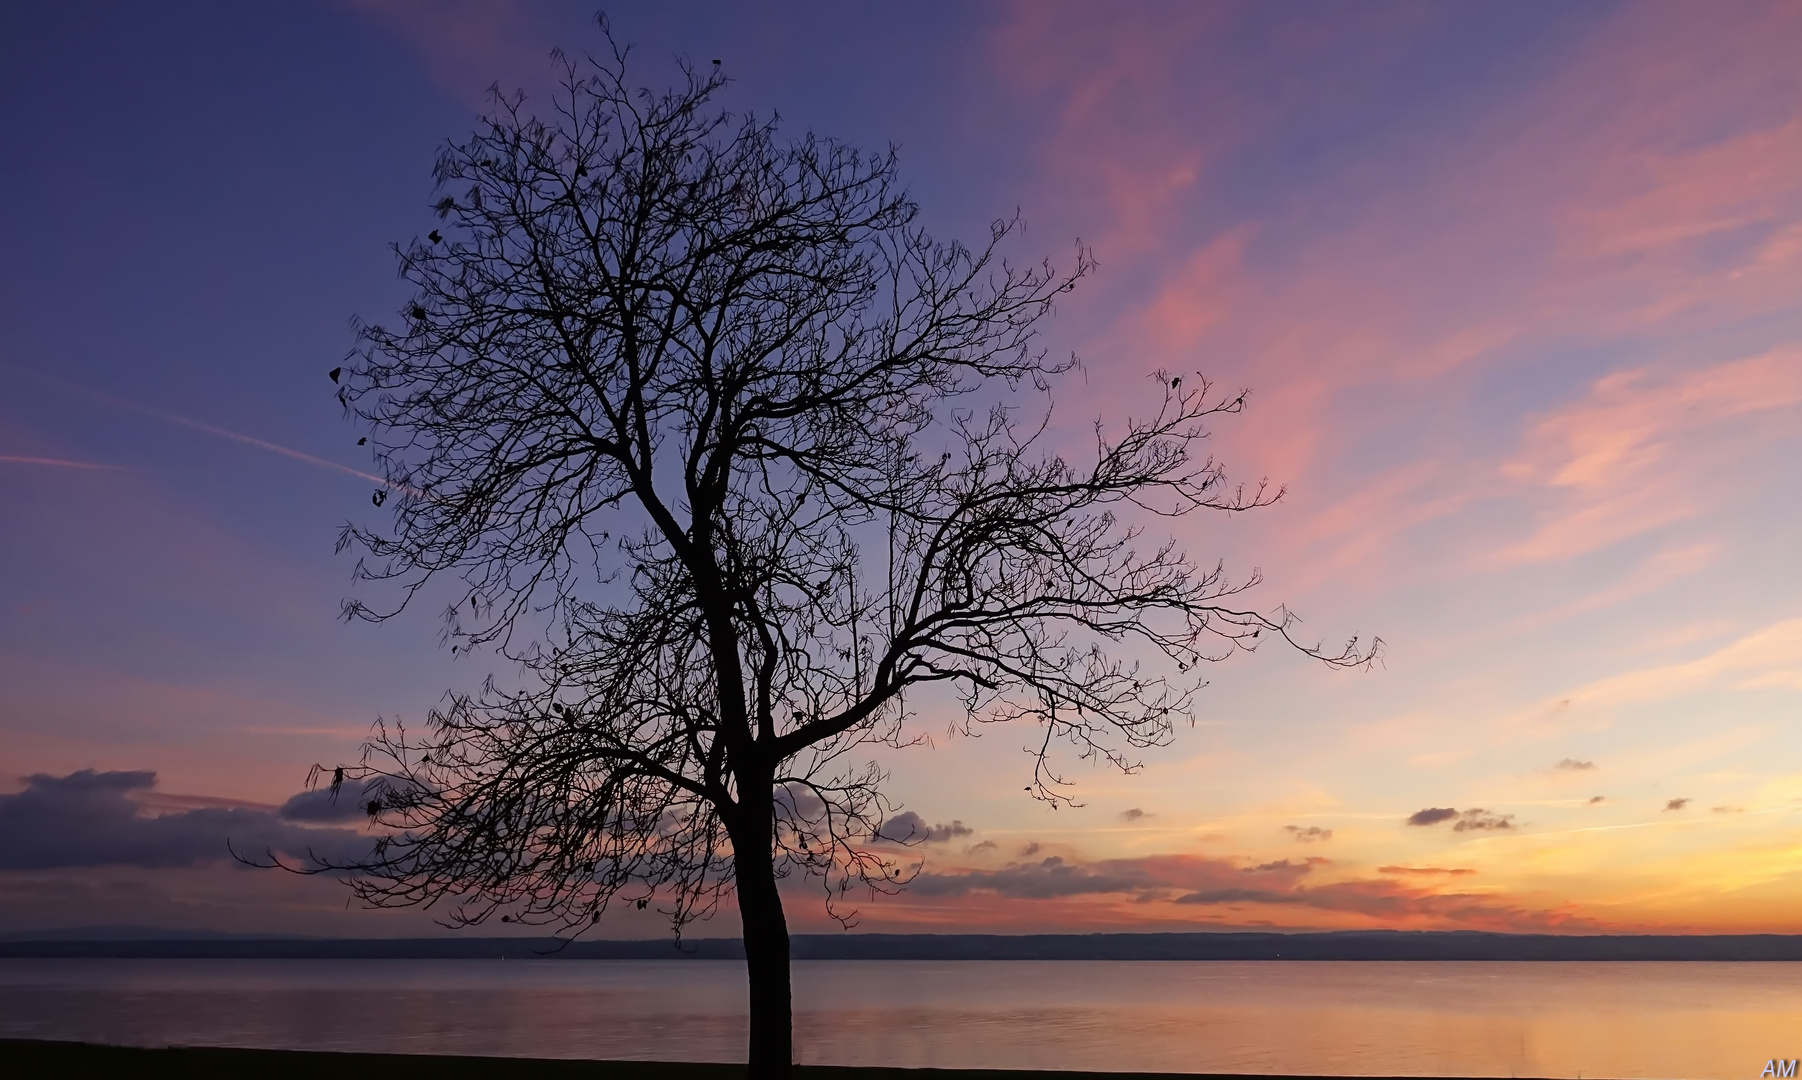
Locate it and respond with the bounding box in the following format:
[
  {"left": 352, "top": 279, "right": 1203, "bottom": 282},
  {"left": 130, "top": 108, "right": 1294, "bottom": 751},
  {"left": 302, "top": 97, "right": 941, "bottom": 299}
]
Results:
[
  {"left": 118, "top": 395, "right": 391, "bottom": 486},
  {"left": 9, "top": 366, "right": 394, "bottom": 488},
  {"left": 0, "top": 454, "right": 126, "bottom": 470}
]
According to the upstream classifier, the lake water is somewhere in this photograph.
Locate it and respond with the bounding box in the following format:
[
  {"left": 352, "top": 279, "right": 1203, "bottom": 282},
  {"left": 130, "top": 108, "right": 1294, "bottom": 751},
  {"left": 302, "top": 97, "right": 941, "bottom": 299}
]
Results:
[{"left": 0, "top": 958, "right": 1793, "bottom": 1078}]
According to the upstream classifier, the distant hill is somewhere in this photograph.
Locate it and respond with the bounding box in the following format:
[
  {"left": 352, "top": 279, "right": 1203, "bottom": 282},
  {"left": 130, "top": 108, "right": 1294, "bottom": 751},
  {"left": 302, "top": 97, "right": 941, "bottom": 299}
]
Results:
[
  {"left": 0, "top": 925, "right": 315, "bottom": 943},
  {"left": 9, "top": 930, "right": 1802, "bottom": 960}
]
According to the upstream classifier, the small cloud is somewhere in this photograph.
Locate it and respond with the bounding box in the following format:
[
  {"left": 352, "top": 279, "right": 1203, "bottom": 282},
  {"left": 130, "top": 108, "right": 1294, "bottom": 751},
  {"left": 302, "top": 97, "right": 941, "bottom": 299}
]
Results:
[
  {"left": 1451, "top": 809, "right": 1514, "bottom": 832},
  {"left": 1245, "top": 859, "right": 1315, "bottom": 874},
  {"left": 872, "top": 812, "right": 973, "bottom": 844},
  {"left": 1406, "top": 807, "right": 1458, "bottom": 826},
  {"left": 1712, "top": 806, "right": 1744, "bottom": 814},
  {"left": 1586, "top": 795, "right": 1606, "bottom": 805},
  {"left": 1665, "top": 798, "right": 1691, "bottom": 811},
  {"left": 1555, "top": 758, "right": 1596, "bottom": 771},
  {"left": 279, "top": 779, "right": 384, "bottom": 823},
  {"left": 1284, "top": 825, "right": 1333, "bottom": 843},
  {"left": 872, "top": 811, "right": 929, "bottom": 844},
  {"left": 929, "top": 820, "right": 974, "bottom": 841},
  {"left": 1120, "top": 808, "right": 1151, "bottom": 822},
  {"left": 1377, "top": 865, "right": 1476, "bottom": 876},
  {"left": 1409, "top": 807, "right": 1514, "bottom": 831},
  {"left": 1020, "top": 842, "right": 1042, "bottom": 857},
  {"left": 965, "top": 839, "right": 998, "bottom": 854}
]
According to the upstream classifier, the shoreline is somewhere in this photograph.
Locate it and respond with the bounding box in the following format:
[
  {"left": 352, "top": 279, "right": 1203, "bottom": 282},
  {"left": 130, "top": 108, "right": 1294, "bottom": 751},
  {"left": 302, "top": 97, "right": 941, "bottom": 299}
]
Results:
[
  {"left": 0, "top": 1040, "right": 1560, "bottom": 1080},
  {"left": 10, "top": 929, "right": 1802, "bottom": 961}
]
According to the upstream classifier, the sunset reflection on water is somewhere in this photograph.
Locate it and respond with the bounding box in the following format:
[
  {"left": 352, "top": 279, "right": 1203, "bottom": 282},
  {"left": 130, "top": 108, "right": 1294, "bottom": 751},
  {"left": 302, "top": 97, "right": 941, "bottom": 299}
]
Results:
[{"left": 1, "top": 959, "right": 1792, "bottom": 1078}]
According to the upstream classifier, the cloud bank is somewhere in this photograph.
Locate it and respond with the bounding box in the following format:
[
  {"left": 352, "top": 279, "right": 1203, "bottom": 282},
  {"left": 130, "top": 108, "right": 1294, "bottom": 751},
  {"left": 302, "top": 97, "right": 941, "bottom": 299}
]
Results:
[
  {"left": 897, "top": 851, "right": 1587, "bottom": 931},
  {"left": 0, "top": 770, "right": 370, "bottom": 870}
]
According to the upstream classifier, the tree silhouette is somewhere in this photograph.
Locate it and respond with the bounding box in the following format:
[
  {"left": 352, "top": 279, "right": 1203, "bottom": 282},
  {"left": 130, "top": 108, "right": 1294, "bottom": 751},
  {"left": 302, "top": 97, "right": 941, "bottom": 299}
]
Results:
[{"left": 303, "top": 26, "right": 1371, "bottom": 1079}]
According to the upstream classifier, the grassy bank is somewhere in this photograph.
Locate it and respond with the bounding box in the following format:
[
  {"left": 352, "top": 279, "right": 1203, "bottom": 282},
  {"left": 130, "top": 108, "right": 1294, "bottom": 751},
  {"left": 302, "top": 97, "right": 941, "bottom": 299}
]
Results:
[{"left": 0, "top": 1040, "right": 1541, "bottom": 1080}]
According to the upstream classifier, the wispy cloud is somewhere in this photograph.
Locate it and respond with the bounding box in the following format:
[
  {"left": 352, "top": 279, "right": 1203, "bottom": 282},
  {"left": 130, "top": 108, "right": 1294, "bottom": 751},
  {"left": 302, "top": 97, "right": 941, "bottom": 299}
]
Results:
[
  {"left": 1495, "top": 349, "right": 1802, "bottom": 564},
  {"left": 1378, "top": 866, "right": 1475, "bottom": 877},
  {"left": 0, "top": 454, "right": 125, "bottom": 471},
  {"left": 1570, "top": 618, "right": 1802, "bottom": 708}
]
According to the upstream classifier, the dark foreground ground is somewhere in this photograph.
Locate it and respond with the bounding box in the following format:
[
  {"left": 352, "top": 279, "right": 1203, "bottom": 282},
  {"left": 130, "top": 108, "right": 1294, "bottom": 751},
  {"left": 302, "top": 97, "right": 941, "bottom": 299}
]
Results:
[{"left": 0, "top": 1041, "right": 1553, "bottom": 1080}]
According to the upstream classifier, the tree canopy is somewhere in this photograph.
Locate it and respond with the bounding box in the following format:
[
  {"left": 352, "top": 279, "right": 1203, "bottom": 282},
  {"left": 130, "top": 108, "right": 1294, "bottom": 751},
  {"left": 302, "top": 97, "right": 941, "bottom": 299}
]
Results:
[{"left": 300, "top": 30, "right": 1372, "bottom": 1078}]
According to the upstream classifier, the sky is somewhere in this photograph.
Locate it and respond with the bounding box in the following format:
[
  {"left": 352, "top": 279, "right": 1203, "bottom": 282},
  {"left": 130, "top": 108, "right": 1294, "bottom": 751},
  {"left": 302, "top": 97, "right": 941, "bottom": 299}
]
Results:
[{"left": 2, "top": 0, "right": 1801, "bottom": 939}]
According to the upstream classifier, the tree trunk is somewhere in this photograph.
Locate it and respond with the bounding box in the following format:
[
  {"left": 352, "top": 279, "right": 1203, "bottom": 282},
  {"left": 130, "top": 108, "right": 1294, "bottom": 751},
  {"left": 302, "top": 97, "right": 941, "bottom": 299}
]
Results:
[{"left": 732, "top": 795, "right": 793, "bottom": 1080}]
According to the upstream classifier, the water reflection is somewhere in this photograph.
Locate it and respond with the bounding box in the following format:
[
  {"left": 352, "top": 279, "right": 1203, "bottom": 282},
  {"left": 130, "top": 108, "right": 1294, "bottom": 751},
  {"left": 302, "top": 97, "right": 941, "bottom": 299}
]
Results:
[{"left": 0, "top": 958, "right": 1792, "bottom": 1077}]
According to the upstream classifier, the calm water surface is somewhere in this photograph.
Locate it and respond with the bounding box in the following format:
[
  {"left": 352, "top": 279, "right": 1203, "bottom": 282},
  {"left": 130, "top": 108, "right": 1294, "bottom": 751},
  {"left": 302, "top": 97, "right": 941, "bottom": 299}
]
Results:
[{"left": 0, "top": 959, "right": 1793, "bottom": 1078}]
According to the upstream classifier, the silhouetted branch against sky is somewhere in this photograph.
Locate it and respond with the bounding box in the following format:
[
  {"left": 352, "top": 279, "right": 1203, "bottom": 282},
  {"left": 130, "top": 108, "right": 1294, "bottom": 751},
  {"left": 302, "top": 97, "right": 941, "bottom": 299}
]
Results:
[{"left": 274, "top": 20, "right": 1371, "bottom": 1077}]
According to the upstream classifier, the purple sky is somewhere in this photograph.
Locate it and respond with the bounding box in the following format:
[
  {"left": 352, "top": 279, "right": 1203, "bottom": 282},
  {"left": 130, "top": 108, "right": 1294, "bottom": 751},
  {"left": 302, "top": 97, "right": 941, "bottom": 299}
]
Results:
[{"left": 5, "top": 1, "right": 1802, "bottom": 937}]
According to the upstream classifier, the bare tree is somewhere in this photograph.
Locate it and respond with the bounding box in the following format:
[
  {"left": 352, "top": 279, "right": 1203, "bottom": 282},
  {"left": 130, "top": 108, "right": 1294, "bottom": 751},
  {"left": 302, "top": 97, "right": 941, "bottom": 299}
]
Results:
[{"left": 303, "top": 27, "right": 1371, "bottom": 1079}]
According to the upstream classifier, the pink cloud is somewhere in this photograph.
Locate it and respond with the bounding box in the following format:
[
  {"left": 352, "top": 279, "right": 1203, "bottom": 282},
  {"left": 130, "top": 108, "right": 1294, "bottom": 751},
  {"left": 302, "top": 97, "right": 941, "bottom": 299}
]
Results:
[
  {"left": 1495, "top": 348, "right": 1802, "bottom": 563},
  {"left": 987, "top": 2, "right": 1221, "bottom": 259},
  {"left": 341, "top": 0, "right": 566, "bottom": 111},
  {"left": 993, "top": 2, "right": 1802, "bottom": 609},
  {"left": 987, "top": 2, "right": 1429, "bottom": 263}
]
